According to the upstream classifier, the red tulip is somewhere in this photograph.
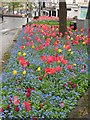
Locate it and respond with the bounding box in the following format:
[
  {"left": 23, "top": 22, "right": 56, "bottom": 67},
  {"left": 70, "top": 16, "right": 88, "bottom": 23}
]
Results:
[
  {"left": 27, "top": 88, "right": 31, "bottom": 93},
  {"left": 68, "top": 81, "right": 72, "bottom": 85},
  {"left": 56, "top": 66, "right": 62, "bottom": 72},
  {"left": 15, "top": 106, "right": 20, "bottom": 112},
  {"left": 67, "top": 65, "right": 73, "bottom": 70},
  {"left": 62, "top": 59, "right": 68, "bottom": 65},
  {"left": 35, "top": 46, "right": 39, "bottom": 51},
  {"left": 20, "top": 46, "right": 25, "bottom": 50},
  {"left": 47, "top": 56, "right": 55, "bottom": 64},
  {"left": 41, "top": 55, "right": 47, "bottom": 61},
  {"left": 40, "top": 103, "right": 44, "bottom": 108},
  {"left": 0, "top": 108, "right": 4, "bottom": 113},
  {"left": 64, "top": 84, "right": 68, "bottom": 88},
  {"left": 61, "top": 102, "right": 65, "bottom": 107},
  {"left": 33, "top": 117, "right": 38, "bottom": 120},
  {"left": 14, "top": 96, "right": 20, "bottom": 106},
  {"left": 26, "top": 92, "right": 30, "bottom": 97},
  {"left": 72, "top": 84, "right": 77, "bottom": 88},
  {"left": 39, "top": 76, "right": 43, "bottom": 80},
  {"left": 7, "top": 105, "right": 10, "bottom": 109},
  {"left": 24, "top": 101, "right": 31, "bottom": 111},
  {"left": 31, "top": 88, "right": 35, "bottom": 91}
]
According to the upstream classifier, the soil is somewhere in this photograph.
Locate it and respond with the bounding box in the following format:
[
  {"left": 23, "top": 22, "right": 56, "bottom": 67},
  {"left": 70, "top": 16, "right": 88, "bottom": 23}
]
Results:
[{"left": 68, "top": 88, "right": 89, "bottom": 119}]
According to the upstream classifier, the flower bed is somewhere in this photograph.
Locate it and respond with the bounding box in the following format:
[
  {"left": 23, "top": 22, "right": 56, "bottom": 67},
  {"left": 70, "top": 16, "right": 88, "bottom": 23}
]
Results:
[
  {"left": 32, "top": 16, "right": 73, "bottom": 26},
  {"left": 33, "top": 16, "right": 73, "bottom": 22},
  {"left": 0, "top": 24, "right": 89, "bottom": 119}
]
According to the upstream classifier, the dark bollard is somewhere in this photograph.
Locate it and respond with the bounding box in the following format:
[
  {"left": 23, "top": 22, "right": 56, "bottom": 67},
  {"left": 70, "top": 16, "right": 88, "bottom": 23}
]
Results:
[
  {"left": 2, "top": 14, "right": 4, "bottom": 22},
  {"left": 22, "top": 25, "right": 26, "bottom": 28}
]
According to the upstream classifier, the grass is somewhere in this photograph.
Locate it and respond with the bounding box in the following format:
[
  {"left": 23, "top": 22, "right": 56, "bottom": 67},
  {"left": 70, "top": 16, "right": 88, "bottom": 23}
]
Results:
[{"left": 29, "top": 20, "right": 74, "bottom": 26}]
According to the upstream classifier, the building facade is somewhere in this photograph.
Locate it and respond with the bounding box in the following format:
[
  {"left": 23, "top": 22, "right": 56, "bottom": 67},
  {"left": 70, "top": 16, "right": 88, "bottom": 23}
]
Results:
[{"left": 42, "top": 0, "right": 89, "bottom": 19}]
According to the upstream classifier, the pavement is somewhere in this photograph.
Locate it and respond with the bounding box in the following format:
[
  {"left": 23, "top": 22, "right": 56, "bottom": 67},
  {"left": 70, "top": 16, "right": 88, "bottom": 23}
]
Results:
[{"left": 0, "top": 17, "right": 27, "bottom": 61}]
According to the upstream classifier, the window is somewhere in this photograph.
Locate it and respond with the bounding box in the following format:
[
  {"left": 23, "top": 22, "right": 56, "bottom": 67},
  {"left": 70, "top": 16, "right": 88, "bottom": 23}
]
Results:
[
  {"left": 73, "top": 0, "right": 76, "bottom": 3},
  {"left": 67, "top": 8, "right": 71, "bottom": 11},
  {"left": 84, "top": 0, "right": 87, "bottom": 2}
]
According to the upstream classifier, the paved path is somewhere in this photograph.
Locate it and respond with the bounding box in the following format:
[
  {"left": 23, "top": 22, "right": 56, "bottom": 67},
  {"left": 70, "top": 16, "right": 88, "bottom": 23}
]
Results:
[{"left": 0, "top": 17, "right": 28, "bottom": 60}]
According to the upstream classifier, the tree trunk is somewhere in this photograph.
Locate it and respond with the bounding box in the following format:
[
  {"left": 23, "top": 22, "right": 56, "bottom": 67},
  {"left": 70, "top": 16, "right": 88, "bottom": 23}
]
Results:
[
  {"left": 38, "top": 2, "right": 41, "bottom": 17},
  {"left": 59, "top": 0, "right": 67, "bottom": 36},
  {"left": 8, "top": 3, "right": 10, "bottom": 13},
  {"left": 86, "top": 1, "right": 90, "bottom": 78},
  {"left": 12, "top": 3, "right": 14, "bottom": 14}
]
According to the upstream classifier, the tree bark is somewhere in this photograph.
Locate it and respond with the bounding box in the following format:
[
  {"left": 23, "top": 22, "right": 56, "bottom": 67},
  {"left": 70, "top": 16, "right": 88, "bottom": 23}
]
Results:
[
  {"left": 59, "top": 0, "right": 67, "bottom": 36},
  {"left": 12, "top": 3, "right": 14, "bottom": 14},
  {"left": 86, "top": 1, "right": 90, "bottom": 78},
  {"left": 38, "top": 1, "right": 41, "bottom": 17}
]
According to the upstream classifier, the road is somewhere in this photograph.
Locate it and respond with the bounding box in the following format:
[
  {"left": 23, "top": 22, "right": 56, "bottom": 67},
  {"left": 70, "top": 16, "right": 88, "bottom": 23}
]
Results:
[{"left": 0, "top": 17, "right": 29, "bottom": 60}]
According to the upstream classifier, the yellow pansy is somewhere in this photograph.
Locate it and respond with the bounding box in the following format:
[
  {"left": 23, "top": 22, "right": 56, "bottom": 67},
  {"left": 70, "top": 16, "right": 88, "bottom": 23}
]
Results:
[
  {"left": 71, "top": 51, "right": 74, "bottom": 54},
  {"left": 37, "top": 67, "right": 41, "bottom": 71},
  {"left": 82, "top": 42, "right": 85, "bottom": 44},
  {"left": 68, "top": 49, "right": 71, "bottom": 52},
  {"left": 23, "top": 52, "right": 26, "bottom": 56},
  {"left": 13, "top": 70, "right": 17, "bottom": 75},
  {"left": 73, "top": 64, "right": 76, "bottom": 66},
  {"left": 22, "top": 70, "right": 26, "bottom": 75},
  {"left": 58, "top": 49, "right": 62, "bottom": 53},
  {"left": 32, "top": 46, "right": 35, "bottom": 49},
  {"left": 42, "top": 36, "right": 45, "bottom": 38},
  {"left": 18, "top": 52, "right": 21, "bottom": 55}
]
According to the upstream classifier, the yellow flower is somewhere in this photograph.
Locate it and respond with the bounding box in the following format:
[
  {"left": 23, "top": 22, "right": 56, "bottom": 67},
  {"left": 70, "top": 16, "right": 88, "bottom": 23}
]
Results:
[
  {"left": 32, "top": 46, "right": 35, "bottom": 49},
  {"left": 57, "top": 60, "right": 60, "bottom": 63},
  {"left": 82, "top": 42, "right": 85, "bottom": 44},
  {"left": 63, "top": 45, "right": 66, "bottom": 48},
  {"left": 68, "top": 49, "right": 71, "bottom": 52},
  {"left": 42, "top": 35, "right": 45, "bottom": 38},
  {"left": 56, "top": 28, "right": 58, "bottom": 31},
  {"left": 71, "top": 37, "right": 73, "bottom": 40},
  {"left": 73, "top": 64, "right": 76, "bottom": 66},
  {"left": 23, "top": 52, "right": 26, "bottom": 56},
  {"left": 71, "top": 51, "right": 74, "bottom": 54},
  {"left": 37, "top": 67, "right": 41, "bottom": 71},
  {"left": 13, "top": 70, "right": 17, "bottom": 75},
  {"left": 18, "top": 52, "right": 21, "bottom": 55},
  {"left": 86, "top": 52, "right": 88, "bottom": 55},
  {"left": 51, "top": 37, "right": 52, "bottom": 39},
  {"left": 58, "top": 49, "right": 62, "bottom": 53},
  {"left": 22, "top": 70, "right": 26, "bottom": 75}
]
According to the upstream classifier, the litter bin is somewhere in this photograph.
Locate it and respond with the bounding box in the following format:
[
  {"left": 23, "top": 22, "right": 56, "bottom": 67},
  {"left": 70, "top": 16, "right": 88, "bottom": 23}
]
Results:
[{"left": 70, "top": 21, "right": 77, "bottom": 30}]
